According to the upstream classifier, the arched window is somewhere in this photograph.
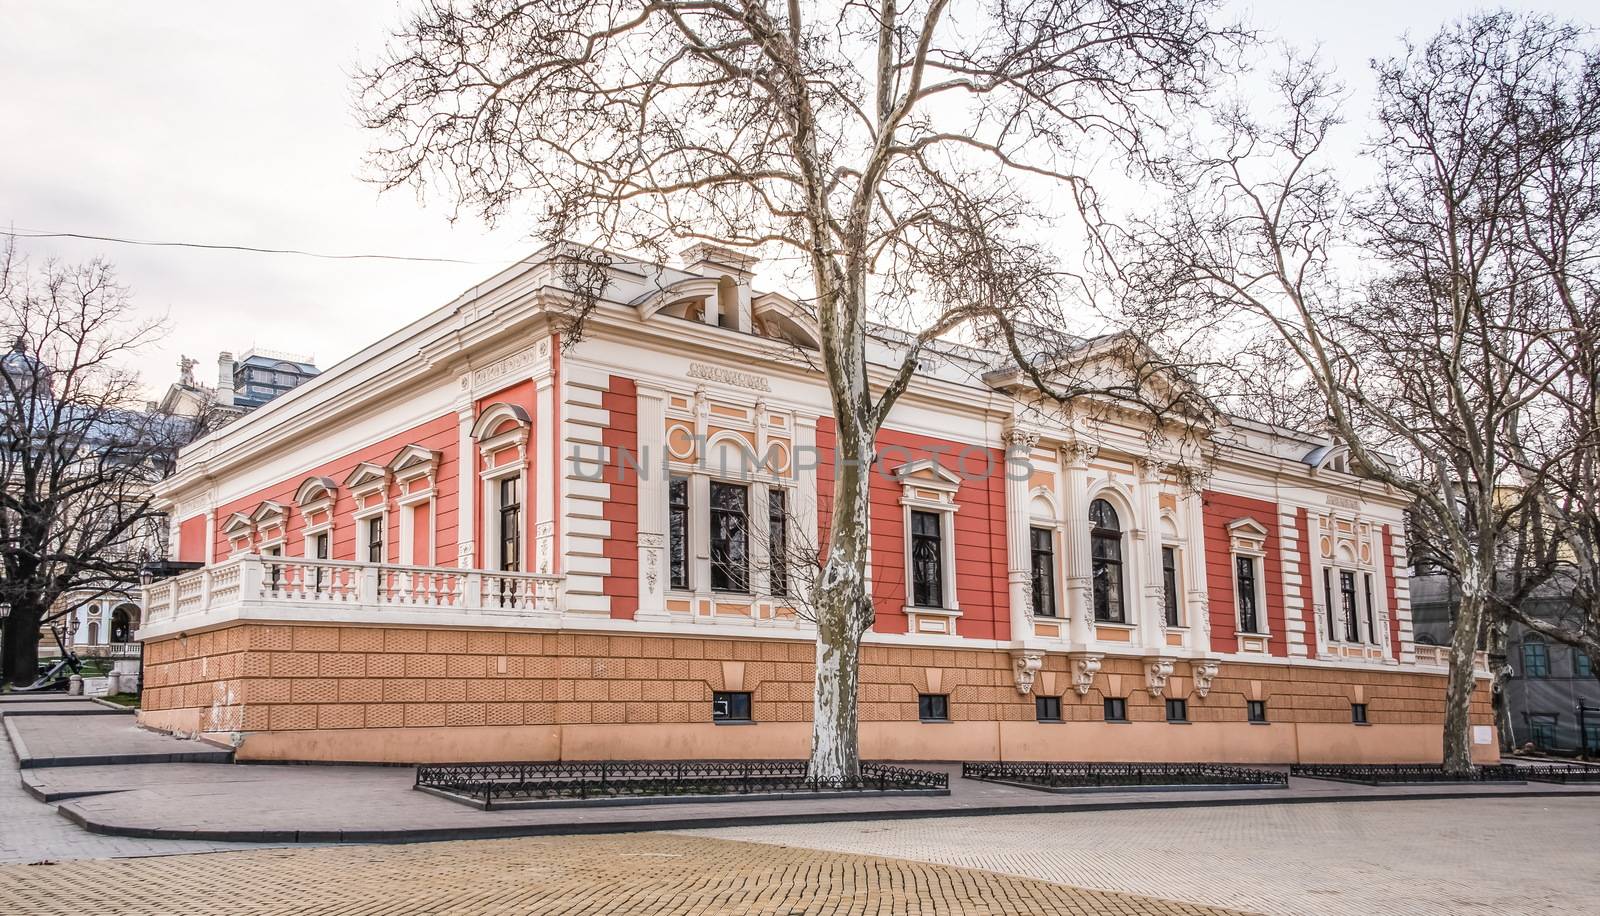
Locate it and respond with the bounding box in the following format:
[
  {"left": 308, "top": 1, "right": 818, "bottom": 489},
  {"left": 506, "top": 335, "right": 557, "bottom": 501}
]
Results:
[
  {"left": 1089, "top": 498, "right": 1125, "bottom": 623},
  {"left": 1521, "top": 635, "right": 1550, "bottom": 678},
  {"left": 110, "top": 605, "right": 137, "bottom": 643}
]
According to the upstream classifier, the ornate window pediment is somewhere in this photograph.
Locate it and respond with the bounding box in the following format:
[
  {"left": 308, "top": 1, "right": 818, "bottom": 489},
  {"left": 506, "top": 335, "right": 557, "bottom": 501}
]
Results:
[
  {"left": 1226, "top": 516, "right": 1269, "bottom": 553},
  {"left": 249, "top": 500, "right": 287, "bottom": 529},
  {"left": 293, "top": 476, "right": 338, "bottom": 513},
  {"left": 220, "top": 511, "right": 255, "bottom": 540},
  {"left": 343, "top": 462, "right": 389, "bottom": 499},
  {"left": 471, "top": 402, "right": 531, "bottom": 464},
  {"left": 893, "top": 458, "right": 963, "bottom": 496},
  {"left": 387, "top": 444, "right": 442, "bottom": 486}
]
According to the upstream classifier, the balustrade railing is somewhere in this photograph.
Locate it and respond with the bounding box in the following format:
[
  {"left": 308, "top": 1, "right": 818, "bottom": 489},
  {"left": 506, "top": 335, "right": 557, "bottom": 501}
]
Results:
[{"left": 141, "top": 555, "right": 564, "bottom": 628}]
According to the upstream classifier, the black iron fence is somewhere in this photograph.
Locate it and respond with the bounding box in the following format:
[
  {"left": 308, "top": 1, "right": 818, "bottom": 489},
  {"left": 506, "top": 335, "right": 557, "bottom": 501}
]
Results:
[
  {"left": 1513, "top": 765, "right": 1600, "bottom": 784},
  {"left": 416, "top": 759, "right": 949, "bottom": 806},
  {"left": 962, "top": 761, "right": 1287, "bottom": 789},
  {"left": 1289, "top": 764, "right": 1526, "bottom": 784}
]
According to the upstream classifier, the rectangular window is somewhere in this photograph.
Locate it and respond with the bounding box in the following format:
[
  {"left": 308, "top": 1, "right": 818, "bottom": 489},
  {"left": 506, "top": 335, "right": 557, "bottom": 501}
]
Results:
[
  {"left": 709, "top": 481, "right": 749, "bottom": 592},
  {"left": 1166, "top": 698, "right": 1188, "bottom": 723},
  {"left": 1529, "top": 713, "right": 1557, "bottom": 748},
  {"left": 668, "top": 476, "right": 690, "bottom": 590},
  {"left": 1351, "top": 702, "right": 1369, "bottom": 725},
  {"left": 1575, "top": 651, "right": 1591, "bottom": 679},
  {"left": 1247, "top": 699, "right": 1267, "bottom": 723},
  {"left": 768, "top": 488, "right": 788, "bottom": 598},
  {"left": 1162, "top": 546, "right": 1180, "bottom": 627},
  {"left": 910, "top": 510, "right": 944, "bottom": 608},
  {"left": 918, "top": 693, "right": 949, "bottom": 722},
  {"left": 498, "top": 474, "right": 521, "bottom": 573},
  {"left": 1030, "top": 526, "right": 1056, "bottom": 617},
  {"left": 1522, "top": 641, "right": 1550, "bottom": 678},
  {"left": 312, "top": 531, "right": 329, "bottom": 592},
  {"left": 1323, "top": 567, "right": 1335, "bottom": 642},
  {"left": 1103, "top": 697, "right": 1127, "bottom": 722},
  {"left": 1363, "top": 572, "right": 1378, "bottom": 644},
  {"left": 1584, "top": 723, "right": 1600, "bottom": 756},
  {"left": 712, "top": 691, "right": 752, "bottom": 722},
  {"left": 1035, "top": 695, "right": 1062, "bottom": 722},
  {"left": 1340, "top": 570, "right": 1360, "bottom": 642},
  {"left": 366, "top": 516, "right": 384, "bottom": 564},
  {"left": 1236, "top": 555, "right": 1260, "bottom": 634}
]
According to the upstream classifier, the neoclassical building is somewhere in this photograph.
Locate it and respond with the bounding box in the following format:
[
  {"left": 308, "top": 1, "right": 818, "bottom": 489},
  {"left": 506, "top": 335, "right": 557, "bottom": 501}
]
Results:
[{"left": 138, "top": 244, "right": 1496, "bottom": 764}]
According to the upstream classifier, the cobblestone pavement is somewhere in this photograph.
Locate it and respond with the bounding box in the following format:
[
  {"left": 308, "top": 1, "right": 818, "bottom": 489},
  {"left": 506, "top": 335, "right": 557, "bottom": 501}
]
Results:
[
  {"left": 0, "top": 729, "right": 268, "bottom": 865},
  {"left": 686, "top": 797, "right": 1600, "bottom": 916},
  {"left": 0, "top": 832, "right": 1253, "bottom": 916}
]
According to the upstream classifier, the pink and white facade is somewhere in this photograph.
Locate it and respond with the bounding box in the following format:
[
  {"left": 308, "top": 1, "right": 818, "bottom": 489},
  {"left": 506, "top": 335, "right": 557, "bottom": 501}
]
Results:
[{"left": 138, "top": 245, "right": 1496, "bottom": 764}]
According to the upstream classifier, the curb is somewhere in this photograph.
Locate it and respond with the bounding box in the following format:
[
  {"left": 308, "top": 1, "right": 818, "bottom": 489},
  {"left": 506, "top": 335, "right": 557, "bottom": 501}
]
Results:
[
  {"left": 3, "top": 715, "right": 234, "bottom": 769},
  {"left": 90, "top": 698, "right": 138, "bottom": 714},
  {"left": 55, "top": 785, "right": 1600, "bottom": 845},
  {"left": 0, "top": 705, "right": 125, "bottom": 718}
]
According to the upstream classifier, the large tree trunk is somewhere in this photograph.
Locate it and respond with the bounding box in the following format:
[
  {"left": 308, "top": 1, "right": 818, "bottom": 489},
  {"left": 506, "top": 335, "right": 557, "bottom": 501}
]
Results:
[
  {"left": 1442, "top": 587, "right": 1488, "bottom": 775},
  {"left": 807, "top": 415, "right": 875, "bottom": 786},
  {"left": 1, "top": 601, "right": 45, "bottom": 687}
]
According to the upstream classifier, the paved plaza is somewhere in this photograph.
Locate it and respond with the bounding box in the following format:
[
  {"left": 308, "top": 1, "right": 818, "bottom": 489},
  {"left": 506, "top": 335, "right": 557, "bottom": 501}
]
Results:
[
  {"left": 688, "top": 797, "right": 1600, "bottom": 916},
  {"left": 0, "top": 833, "right": 1248, "bottom": 916}
]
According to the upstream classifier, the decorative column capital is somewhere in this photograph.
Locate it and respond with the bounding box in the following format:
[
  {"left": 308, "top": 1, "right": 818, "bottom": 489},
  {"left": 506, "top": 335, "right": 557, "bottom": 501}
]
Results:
[
  {"left": 1003, "top": 426, "right": 1040, "bottom": 452},
  {"left": 1059, "top": 441, "right": 1096, "bottom": 470}
]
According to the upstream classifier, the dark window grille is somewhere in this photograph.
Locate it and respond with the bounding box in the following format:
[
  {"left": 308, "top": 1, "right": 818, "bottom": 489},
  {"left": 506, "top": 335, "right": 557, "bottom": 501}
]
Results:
[
  {"left": 768, "top": 488, "right": 788, "bottom": 598},
  {"left": 668, "top": 476, "right": 690, "bottom": 590},
  {"left": 367, "top": 516, "right": 384, "bottom": 564},
  {"left": 1236, "top": 555, "right": 1260, "bottom": 633},
  {"left": 1089, "top": 499, "right": 1124, "bottom": 622},
  {"left": 1035, "top": 695, "right": 1062, "bottom": 722},
  {"left": 1323, "top": 567, "right": 1335, "bottom": 641},
  {"left": 1166, "top": 698, "right": 1188, "bottom": 722},
  {"left": 1351, "top": 702, "right": 1368, "bottom": 724},
  {"left": 918, "top": 693, "right": 949, "bottom": 721},
  {"left": 1341, "top": 570, "right": 1360, "bottom": 642},
  {"left": 1248, "top": 699, "right": 1267, "bottom": 723},
  {"left": 1363, "top": 572, "right": 1378, "bottom": 644},
  {"left": 910, "top": 510, "right": 944, "bottom": 608},
  {"left": 313, "top": 532, "right": 329, "bottom": 592},
  {"left": 1162, "top": 546, "right": 1180, "bottom": 626},
  {"left": 710, "top": 482, "right": 749, "bottom": 592},
  {"left": 712, "top": 691, "right": 752, "bottom": 722},
  {"left": 1030, "top": 526, "right": 1056, "bottom": 617},
  {"left": 498, "top": 475, "right": 521, "bottom": 572},
  {"left": 1103, "top": 697, "right": 1127, "bottom": 722}
]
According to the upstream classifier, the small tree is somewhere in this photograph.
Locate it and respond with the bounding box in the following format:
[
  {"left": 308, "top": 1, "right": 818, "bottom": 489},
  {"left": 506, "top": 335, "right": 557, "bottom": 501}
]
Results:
[
  {"left": 0, "top": 242, "right": 191, "bottom": 686},
  {"left": 359, "top": 0, "right": 1240, "bottom": 782},
  {"left": 1124, "top": 14, "right": 1593, "bottom": 773}
]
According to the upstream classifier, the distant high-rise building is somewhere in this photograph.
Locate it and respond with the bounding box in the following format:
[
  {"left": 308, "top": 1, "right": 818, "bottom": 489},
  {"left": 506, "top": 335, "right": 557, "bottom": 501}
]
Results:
[{"left": 160, "top": 348, "right": 320, "bottom": 423}]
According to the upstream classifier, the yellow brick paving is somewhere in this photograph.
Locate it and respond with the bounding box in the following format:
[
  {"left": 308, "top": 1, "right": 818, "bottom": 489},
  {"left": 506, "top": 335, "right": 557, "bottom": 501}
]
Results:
[{"left": 0, "top": 833, "right": 1255, "bottom": 916}]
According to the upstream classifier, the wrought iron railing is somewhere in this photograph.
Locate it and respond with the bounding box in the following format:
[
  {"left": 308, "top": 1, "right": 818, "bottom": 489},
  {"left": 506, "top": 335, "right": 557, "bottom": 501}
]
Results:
[
  {"left": 416, "top": 759, "right": 949, "bottom": 807},
  {"left": 1289, "top": 763, "right": 1525, "bottom": 784},
  {"left": 961, "top": 761, "right": 1288, "bottom": 789},
  {"left": 1506, "top": 766, "right": 1600, "bottom": 784}
]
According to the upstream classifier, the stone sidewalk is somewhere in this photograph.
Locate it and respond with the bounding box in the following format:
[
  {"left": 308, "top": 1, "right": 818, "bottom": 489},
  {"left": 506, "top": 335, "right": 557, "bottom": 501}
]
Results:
[{"left": 9, "top": 708, "right": 1600, "bottom": 846}]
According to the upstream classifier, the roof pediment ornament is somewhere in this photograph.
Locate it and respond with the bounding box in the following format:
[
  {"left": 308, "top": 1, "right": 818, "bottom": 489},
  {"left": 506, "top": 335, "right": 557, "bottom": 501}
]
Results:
[{"left": 892, "top": 457, "right": 963, "bottom": 493}]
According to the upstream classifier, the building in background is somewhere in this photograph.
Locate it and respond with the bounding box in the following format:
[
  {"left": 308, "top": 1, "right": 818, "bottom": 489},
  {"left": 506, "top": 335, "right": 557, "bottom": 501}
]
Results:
[
  {"left": 159, "top": 349, "right": 321, "bottom": 422},
  {"left": 1411, "top": 572, "right": 1599, "bottom": 756}
]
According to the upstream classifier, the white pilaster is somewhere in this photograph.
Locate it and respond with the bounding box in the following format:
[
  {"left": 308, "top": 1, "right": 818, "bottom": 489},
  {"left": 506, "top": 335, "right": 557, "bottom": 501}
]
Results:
[
  {"left": 1061, "top": 444, "right": 1092, "bottom": 646},
  {"left": 1003, "top": 427, "right": 1038, "bottom": 645}
]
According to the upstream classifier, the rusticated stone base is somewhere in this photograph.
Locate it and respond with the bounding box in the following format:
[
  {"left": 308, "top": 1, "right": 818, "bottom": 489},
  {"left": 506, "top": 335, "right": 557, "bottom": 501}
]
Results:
[{"left": 139, "top": 624, "right": 1498, "bottom": 765}]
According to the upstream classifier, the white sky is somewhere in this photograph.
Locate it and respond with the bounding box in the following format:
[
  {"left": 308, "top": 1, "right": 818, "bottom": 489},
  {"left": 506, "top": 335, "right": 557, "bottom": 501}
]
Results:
[{"left": 1, "top": 1, "right": 1591, "bottom": 397}]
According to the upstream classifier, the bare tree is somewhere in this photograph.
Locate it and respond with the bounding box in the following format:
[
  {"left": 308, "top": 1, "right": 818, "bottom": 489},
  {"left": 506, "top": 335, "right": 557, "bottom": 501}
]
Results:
[
  {"left": 359, "top": 0, "right": 1240, "bottom": 782},
  {"left": 0, "top": 241, "right": 196, "bottom": 686},
  {"left": 1123, "top": 14, "right": 1593, "bottom": 774}
]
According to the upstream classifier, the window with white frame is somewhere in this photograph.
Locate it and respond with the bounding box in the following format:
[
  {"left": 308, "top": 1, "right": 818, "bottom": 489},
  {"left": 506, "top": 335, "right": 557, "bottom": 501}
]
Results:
[
  {"left": 1089, "top": 498, "right": 1126, "bottom": 623},
  {"left": 1030, "top": 526, "right": 1057, "bottom": 617},
  {"left": 768, "top": 486, "right": 788, "bottom": 598},
  {"left": 363, "top": 514, "right": 385, "bottom": 564},
  {"left": 893, "top": 459, "right": 961, "bottom": 613},
  {"left": 1226, "top": 517, "right": 1270, "bottom": 636},
  {"left": 668, "top": 476, "right": 690, "bottom": 590},
  {"left": 709, "top": 480, "right": 749, "bottom": 592},
  {"left": 344, "top": 462, "right": 389, "bottom": 565},
  {"left": 1162, "top": 545, "right": 1182, "bottom": 627}
]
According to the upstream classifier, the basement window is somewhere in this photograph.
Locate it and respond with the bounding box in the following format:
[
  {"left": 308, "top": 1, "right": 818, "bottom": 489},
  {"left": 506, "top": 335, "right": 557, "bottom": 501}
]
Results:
[
  {"left": 1035, "top": 695, "right": 1062, "bottom": 723},
  {"left": 712, "top": 691, "right": 751, "bottom": 723},
  {"left": 918, "top": 693, "right": 949, "bottom": 722}
]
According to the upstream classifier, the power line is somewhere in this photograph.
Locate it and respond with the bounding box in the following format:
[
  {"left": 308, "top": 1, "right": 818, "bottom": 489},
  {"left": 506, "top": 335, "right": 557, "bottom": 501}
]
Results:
[{"left": 1, "top": 227, "right": 493, "bottom": 265}]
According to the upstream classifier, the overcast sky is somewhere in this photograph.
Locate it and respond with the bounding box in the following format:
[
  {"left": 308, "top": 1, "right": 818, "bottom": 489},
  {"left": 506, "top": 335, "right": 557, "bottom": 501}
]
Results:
[{"left": 1, "top": 1, "right": 1591, "bottom": 398}]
